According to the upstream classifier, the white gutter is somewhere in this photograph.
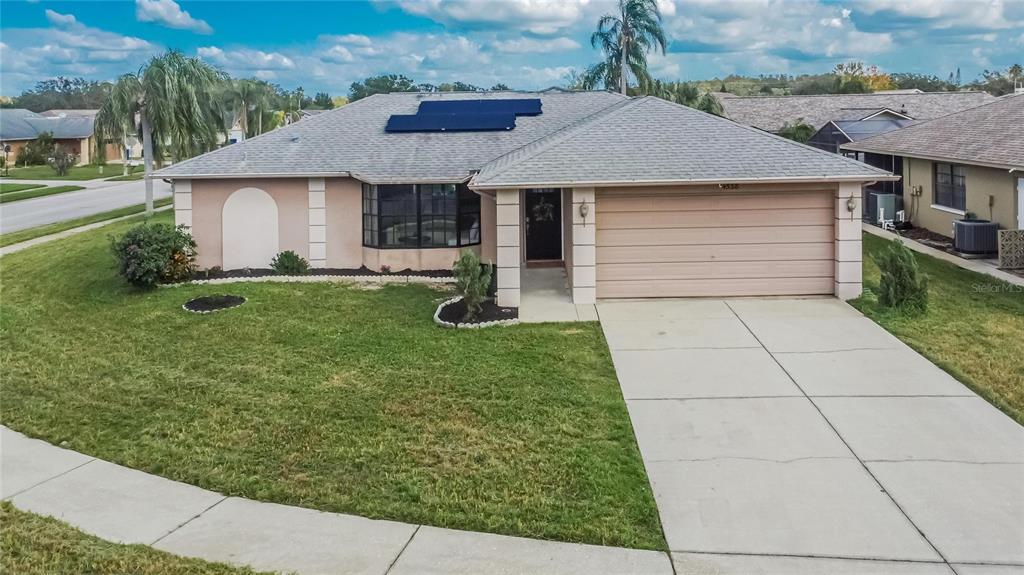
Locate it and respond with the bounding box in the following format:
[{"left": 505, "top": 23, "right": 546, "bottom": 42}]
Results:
[{"left": 470, "top": 174, "right": 900, "bottom": 190}]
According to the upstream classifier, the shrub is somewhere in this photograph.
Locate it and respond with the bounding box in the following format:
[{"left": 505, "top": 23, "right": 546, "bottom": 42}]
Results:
[
  {"left": 47, "top": 145, "right": 77, "bottom": 176},
  {"left": 452, "top": 249, "right": 493, "bottom": 321},
  {"left": 270, "top": 250, "right": 310, "bottom": 275},
  {"left": 874, "top": 238, "right": 929, "bottom": 313},
  {"left": 111, "top": 223, "right": 197, "bottom": 288},
  {"left": 18, "top": 132, "right": 54, "bottom": 166}
]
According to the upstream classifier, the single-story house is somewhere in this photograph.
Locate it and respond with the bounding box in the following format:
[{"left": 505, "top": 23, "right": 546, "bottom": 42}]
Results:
[
  {"left": 842, "top": 94, "right": 1023, "bottom": 236},
  {"left": 0, "top": 108, "right": 127, "bottom": 165},
  {"left": 154, "top": 91, "right": 896, "bottom": 305}
]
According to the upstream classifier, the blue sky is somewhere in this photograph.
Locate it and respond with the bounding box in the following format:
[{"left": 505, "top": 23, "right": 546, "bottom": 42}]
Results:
[{"left": 2, "top": 0, "right": 1022, "bottom": 96}]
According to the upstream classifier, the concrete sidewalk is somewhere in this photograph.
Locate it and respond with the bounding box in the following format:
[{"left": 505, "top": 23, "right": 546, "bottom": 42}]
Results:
[
  {"left": 1, "top": 426, "right": 672, "bottom": 575},
  {"left": 599, "top": 297, "right": 1024, "bottom": 575}
]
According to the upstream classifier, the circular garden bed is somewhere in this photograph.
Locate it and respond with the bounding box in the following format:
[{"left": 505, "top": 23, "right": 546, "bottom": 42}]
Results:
[
  {"left": 183, "top": 295, "right": 246, "bottom": 314},
  {"left": 435, "top": 296, "right": 518, "bottom": 328}
]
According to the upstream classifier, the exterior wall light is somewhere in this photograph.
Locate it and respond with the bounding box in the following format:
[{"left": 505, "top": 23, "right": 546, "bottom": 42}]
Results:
[
  {"left": 579, "top": 202, "right": 590, "bottom": 219},
  {"left": 846, "top": 195, "right": 857, "bottom": 213}
]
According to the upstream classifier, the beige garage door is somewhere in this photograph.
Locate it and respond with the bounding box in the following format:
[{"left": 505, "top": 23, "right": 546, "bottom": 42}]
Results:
[{"left": 595, "top": 189, "right": 835, "bottom": 298}]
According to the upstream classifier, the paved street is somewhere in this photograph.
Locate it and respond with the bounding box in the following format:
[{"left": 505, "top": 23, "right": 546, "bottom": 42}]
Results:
[
  {"left": 599, "top": 297, "right": 1024, "bottom": 574},
  {"left": 0, "top": 177, "right": 172, "bottom": 233}
]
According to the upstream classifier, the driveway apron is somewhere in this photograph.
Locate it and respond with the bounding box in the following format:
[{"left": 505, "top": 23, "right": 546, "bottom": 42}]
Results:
[{"left": 599, "top": 297, "right": 1024, "bottom": 574}]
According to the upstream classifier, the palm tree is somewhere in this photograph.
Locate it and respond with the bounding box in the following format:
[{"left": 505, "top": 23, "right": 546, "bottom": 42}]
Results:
[
  {"left": 590, "top": 0, "right": 668, "bottom": 94},
  {"left": 95, "top": 50, "right": 223, "bottom": 214}
]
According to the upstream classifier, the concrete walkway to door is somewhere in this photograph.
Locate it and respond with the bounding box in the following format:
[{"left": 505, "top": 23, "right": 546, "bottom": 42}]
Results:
[{"left": 599, "top": 297, "right": 1024, "bottom": 575}]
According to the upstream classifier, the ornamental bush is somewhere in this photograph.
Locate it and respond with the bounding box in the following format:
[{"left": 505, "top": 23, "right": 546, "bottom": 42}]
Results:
[
  {"left": 18, "top": 132, "right": 54, "bottom": 166},
  {"left": 47, "top": 145, "right": 77, "bottom": 176},
  {"left": 111, "top": 223, "right": 197, "bottom": 288},
  {"left": 874, "top": 238, "right": 929, "bottom": 313},
  {"left": 270, "top": 250, "right": 310, "bottom": 275},
  {"left": 452, "top": 249, "right": 493, "bottom": 321}
]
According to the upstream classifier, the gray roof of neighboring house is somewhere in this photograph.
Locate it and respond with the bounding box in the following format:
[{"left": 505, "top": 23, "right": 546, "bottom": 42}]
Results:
[
  {"left": 0, "top": 108, "right": 97, "bottom": 141},
  {"left": 843, "top": 93, "right": 1024, "bottom": 170},
  {"left": 155, "top": 91, "right": 629, "bottom": 182},
  {"left": 0, "top": 109, "right": 43, "bottom": 141},
  {"left": 24, "top": 116, "right": 96, "bottom": 139},
  {"left": 720, "top": 91, "right": 996, "bottom": 132},
  {"left": 471, "top": 97, "right": 892, "bottom": 189},
  {"left": 39, "top": 109, "right": 99, "bottom": 118}
]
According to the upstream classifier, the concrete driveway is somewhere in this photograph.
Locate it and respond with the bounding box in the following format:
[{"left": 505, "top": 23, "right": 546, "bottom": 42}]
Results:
[{"left": 599, "top": 298, "right": 1024, "bottom": 574}]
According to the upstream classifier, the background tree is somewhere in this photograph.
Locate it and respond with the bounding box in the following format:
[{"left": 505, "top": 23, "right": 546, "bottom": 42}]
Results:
[
  {"left": 95, "top": 50, "right": 224, "bottom": 214},
  {"left": 777, "top": 120, "right": 816, "bottom": 143},
  {"left": 349, "top": 74, "right": 418, "bottom": 101},
  {"left": 12, "top": 77, "right": 111, "bottom": 112},
  {"left": 312, "top": 92, "right": 334, "bottom": 109},
  {"left": 590, "top": 0, "right": 668, "bottom": 94}
]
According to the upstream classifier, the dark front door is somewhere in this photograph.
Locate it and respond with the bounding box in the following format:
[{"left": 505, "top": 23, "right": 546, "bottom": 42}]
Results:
[{"left": 525, "top": 189, "right": 562, "bottom": 260}]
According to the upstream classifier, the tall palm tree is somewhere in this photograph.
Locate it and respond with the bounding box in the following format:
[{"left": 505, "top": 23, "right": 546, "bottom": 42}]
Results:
[
  {"left": 590, "top": 0, "right": 668, "bottom": 94},
  {"left": 95, "top": 50, "right": 223, "bottom": 214}
]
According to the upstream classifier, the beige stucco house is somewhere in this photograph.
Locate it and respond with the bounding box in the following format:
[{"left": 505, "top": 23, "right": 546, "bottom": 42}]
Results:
[
  {"left": 154, "top": 91, "right": 895, "bottom": 306},
  {"left": 843, "top": 94, "right": 1024, "bottom": 237},
  {"left": 0, "top": 108, "right": 124, "bottom": 166}
]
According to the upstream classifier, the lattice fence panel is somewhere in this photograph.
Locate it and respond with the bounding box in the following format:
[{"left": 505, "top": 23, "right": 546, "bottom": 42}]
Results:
[{"left": 999, "top": 230, "right": 1024, "bottom": 269}]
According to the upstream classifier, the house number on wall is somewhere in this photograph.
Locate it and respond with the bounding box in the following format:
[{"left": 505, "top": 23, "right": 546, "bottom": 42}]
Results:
[{"left": 718, "top": 183, "right": 740, "bottom": 190}]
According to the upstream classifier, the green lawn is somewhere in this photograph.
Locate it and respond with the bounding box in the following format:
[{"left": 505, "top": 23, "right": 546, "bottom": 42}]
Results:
[
  {"left": 105, "top": 171, "right": 146, "bottom": 181},
  {"left": 0, "top": 185, "right": 85, "bottom": 204},
  {"left": 0, "top": 503, "right": 266, "bottom": 575},
  {"left": 851, "top": 233, "right": 1024, "bottom": 424},
  {"left": 0, "top": 198, "right": 172, "bottom": 248},
  {"left": 0, "top": 212, "right": 665, "bottom": 550},
  {"left": 0, "top": 183, "right": 45, "bottom": 194},
  {"left": 1, "top": 164, "right": 115, "bottom": 181}
]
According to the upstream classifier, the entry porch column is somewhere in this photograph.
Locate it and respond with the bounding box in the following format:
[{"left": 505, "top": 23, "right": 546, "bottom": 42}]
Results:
[{"left": 495, "top": 189, "right": 521, "bottom": 307}]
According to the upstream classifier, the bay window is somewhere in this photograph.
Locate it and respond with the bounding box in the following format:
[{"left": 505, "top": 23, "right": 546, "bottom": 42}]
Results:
[{"left": 362, "top": 183, "right": 481, "bottom": 248}]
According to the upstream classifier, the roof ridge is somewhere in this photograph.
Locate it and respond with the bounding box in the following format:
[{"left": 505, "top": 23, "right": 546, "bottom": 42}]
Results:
[
  {"left": 474, "top": 97, "right": 645, "bottom": 184},
  {"left": 727, "top": 90, "right": 990, "bottom": 101},
  {"left": 849, "top": 91, "right": 1023, "bottom": 148},
  {"left": 650, "top": 96, "right": 892, "bottom": 176}
]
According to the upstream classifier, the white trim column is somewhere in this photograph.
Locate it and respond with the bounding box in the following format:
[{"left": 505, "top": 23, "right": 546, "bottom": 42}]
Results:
[
  {"left": 835, "top": 182, "right": 863, "bottom": 300},
  {"left": 571, "top": 187, "right": 596, "bottom": 304},
  {"left": 174, "top": 179, "right": 192, "bottom": 229},
  {"left": 495, "top": 189, "right": 521, "bottom": 307},
  {"left": 308, "top": 178, "right": 326, "bottom": 267}
]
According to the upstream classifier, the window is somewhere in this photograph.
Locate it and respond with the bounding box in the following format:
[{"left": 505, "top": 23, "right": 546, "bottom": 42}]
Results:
[
  {"left": 362, "top": 183, "right": 481, "bottom": 248},
  {"left": 934, "top": 162, "right": 966, "bottom": 211}
]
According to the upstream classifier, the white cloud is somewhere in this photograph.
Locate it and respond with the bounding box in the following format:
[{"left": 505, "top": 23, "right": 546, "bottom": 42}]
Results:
[
  {"left": 391, "top": 0, "right": 594, "bottom": 35},
  {"left": 492, "top": 36, "right": 580, "bottom": 54},
  {"left": 197, "top": 46, "right": 295, "bottom": 70},
  {"left": 321, "top": 34, "right": 372, "bottom": 46},
  {"left": 135, "top": 0, "right": 213, "bottom": 34},
  {"left": 855, "top": 0, "right": 1018, "bottom": 30},
  {"left": 321, "top": 45, "right": 354, "bottom": 63},
  {"left": 44, "top": 9, "right": 77, "bottom": 27}
]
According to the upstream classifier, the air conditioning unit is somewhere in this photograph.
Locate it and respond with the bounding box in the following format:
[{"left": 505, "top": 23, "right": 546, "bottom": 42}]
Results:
[
  {"left": 867, "top": 193, "right": 900, "bottom": 225},
  {"left": 953, "top": 219, "right": 999, "bottom": 255}
]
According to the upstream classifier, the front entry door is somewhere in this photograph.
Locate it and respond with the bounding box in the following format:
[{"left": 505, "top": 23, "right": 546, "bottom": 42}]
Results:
[{"left": 525, "top": 189, "right": 562, "bottom": 260}]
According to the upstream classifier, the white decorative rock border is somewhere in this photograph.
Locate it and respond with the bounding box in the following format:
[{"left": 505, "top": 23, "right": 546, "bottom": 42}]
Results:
[
  {"left": 160, "top": 274, "right": 455, "bottom": 288},
  {"left": 182, "top": 295, "right": 247, "bottom": 314},
  {"left": 433, "top": 295, "right": 520, "bottom": 329}
]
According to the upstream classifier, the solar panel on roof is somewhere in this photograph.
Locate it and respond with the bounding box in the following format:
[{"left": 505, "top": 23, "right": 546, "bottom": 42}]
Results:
[
  {"left": 418, "top": 99, "right": 542, "bottom": 117},
  {"left": 385, "top": 112, "right": 517, "bottom": 133}
]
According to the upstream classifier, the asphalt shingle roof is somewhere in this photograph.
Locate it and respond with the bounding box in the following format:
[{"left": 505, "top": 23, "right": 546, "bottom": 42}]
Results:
[
  {"left": 471, "top": 97, "right": 892, "bottom": 188},
  {"left": 0, "top": 109, "right": 43, "bottom": 141},
  {"left": 154, "top": 91, "right": 629, "bottom": 182},
  {"left": 720, "top": 91, "right": 995, "bottom": 132},
  {"left": 842, "top": 94, "right": 1024, "bottom": 170},
  {"left": 0, "top": 108, "right": 97, "bottom": 141}
]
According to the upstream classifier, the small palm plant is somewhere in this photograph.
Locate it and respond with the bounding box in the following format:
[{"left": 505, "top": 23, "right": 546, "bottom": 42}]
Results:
[
  {"left": 874, "top": 238, "right": 929, "bottom": 314},
  {"left": 452, "top": 249, "right": 493, "bottom": 322}
]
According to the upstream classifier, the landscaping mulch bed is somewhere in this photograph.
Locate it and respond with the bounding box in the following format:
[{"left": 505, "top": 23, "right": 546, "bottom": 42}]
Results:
[
  {"left": 183, "top": 295, "right": 246, "bottom": 313},
  {"left": 901, "top": 227, "right": 954, "bottom": 251},
  {"left": 190, "top": 266, "right": 451, "bottom": 281},
  {"left": 438, "top": 298, "right": 518, "bottom": 326}
]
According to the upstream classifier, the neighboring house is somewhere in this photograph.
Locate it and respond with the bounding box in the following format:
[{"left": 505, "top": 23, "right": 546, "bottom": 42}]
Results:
[
  {"left": 719, "top": 91, "right": 996, "bottom": 133},
  {"left": 0, "top": 108, "right": 128, "bottom": 165},
  {"left": 154, "top": 91, "right": 894, "bottom": 305},
  {"left": 842, "top": 94, "right": 1024, "bottom": 236}
]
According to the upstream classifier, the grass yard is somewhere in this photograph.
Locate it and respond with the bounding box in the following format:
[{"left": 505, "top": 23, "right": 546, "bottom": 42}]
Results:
[
  {"left": 0, "top": 212, "right": 665, "bottom": 550},
  {"left": 852, "top": 233, "right": 1024, "bottom": 424},
  {"left": 0, "top": 503, "right": 265, "bottom": 575},
  {"left": 0, "top": 197, "right": 172, "bottom": 248},
  {"left": 1, "top": 164, "right": 114, "bottom": 180},
  {"left": 0, "top": 183, "right": 45, "bottom": 194},
  {"left": 0, "top": 184, "right": 85, "bottom": 204}
]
